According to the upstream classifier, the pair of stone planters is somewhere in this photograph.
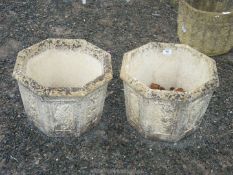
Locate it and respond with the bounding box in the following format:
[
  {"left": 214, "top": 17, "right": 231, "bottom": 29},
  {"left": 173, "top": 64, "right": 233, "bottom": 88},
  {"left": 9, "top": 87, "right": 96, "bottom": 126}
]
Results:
[
  {"left": 178, "top": 0, "right": 233, "bottom": 56},
  {"left": 13, "top": 39, "right": 219, "bottom": 142}
]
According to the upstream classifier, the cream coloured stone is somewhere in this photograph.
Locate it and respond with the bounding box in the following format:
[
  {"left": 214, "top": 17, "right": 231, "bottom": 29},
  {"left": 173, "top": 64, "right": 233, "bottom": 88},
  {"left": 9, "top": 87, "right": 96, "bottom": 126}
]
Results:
[
  {"left": 120, "top": 42, "right": 219, "bottom": 142},
  {"left": 13, "top": 39, "right": 112, "bottom": 137},
  {"left": 26, "top": 49, "right": 103, "bottom": 88}
]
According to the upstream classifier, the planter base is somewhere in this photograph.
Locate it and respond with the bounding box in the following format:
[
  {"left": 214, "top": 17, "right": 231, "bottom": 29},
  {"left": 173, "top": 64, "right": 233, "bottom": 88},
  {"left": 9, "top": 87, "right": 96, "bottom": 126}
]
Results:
[
  {"left": 124, "top": 83, "right": 213, "bottom": 142},
  {"left": 19, "top": 83, "right": 107, "bottom": 137}
]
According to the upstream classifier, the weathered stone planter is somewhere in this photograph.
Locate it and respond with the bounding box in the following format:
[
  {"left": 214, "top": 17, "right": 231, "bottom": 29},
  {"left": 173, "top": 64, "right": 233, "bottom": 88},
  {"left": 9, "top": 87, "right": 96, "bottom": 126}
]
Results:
[
  {"left": 120, "top": 42, "right": 219, "bottom": 142},
  {"left": 178, "top": 0, "right": 233, "bottom": 56},
  {"left": 13, "top": 39, "right": 112, "bottom": 137}
]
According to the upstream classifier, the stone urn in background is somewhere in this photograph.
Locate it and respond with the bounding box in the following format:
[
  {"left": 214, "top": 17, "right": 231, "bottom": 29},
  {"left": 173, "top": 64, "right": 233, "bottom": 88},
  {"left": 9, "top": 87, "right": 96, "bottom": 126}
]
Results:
[
  {"left": 120, "top": 42, "right": 219, "bottom": 142},
  {"left": 178, "top": 0, "right": 233, "bottom": 56},
  {"left": 13, "top": 39, "right": 112, "bottom": 137}
]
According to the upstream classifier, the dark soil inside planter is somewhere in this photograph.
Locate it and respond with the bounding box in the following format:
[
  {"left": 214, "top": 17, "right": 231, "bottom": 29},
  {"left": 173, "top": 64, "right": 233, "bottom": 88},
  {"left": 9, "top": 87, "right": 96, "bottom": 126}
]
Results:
[{"left": 150, "top": 83, "right": 185, "bottom": 92}]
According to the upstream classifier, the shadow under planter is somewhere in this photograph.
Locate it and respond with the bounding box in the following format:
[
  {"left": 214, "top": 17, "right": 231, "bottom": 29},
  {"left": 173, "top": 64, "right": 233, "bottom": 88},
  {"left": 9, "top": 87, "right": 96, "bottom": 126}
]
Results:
[
  {"left": 120, "top": 42, "right": 219, "bottom": 142},
  {"left": 178, "top": 0, "right": 233, "bottom": 56},
  {"left": 13, "top": 39, "right": 112, "bottom": 137}
]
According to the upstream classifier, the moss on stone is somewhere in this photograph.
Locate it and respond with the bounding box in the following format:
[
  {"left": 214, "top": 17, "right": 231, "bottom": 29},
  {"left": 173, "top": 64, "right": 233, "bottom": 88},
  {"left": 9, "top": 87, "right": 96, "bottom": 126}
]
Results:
[{"left": 178, "top": 0, "right": 233, "bottom": 56}]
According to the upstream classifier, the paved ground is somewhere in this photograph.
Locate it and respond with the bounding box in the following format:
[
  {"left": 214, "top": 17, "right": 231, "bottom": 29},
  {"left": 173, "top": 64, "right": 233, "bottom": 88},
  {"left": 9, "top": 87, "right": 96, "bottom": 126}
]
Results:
[{"left": 0, "top": 0, "right": 233, "bottom": 174}]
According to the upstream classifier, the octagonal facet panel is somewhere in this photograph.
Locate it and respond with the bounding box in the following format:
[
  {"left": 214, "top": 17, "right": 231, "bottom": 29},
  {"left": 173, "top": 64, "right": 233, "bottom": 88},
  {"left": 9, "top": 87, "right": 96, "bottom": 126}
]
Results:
[
  {"left": 13, "top": 39, "right": 112, "bottom": 137},
  {"left": 120, "top": 42, "right": 219, "bottom": 142}
]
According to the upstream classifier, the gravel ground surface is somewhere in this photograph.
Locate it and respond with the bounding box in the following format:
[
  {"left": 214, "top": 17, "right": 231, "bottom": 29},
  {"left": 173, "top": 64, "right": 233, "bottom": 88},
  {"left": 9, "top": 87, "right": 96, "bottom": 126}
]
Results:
[{"left": 0, "top": 0, "right": 233, "bottom": 174}]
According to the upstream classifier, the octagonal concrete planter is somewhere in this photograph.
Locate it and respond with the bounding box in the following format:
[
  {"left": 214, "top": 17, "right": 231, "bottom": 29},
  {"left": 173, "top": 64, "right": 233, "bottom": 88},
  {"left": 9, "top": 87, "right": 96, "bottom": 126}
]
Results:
[
  {"left": 120, "top": 42, "right": 219, "bottom": 142},
  {"left": 13, "top": 39, "right": 112, "bottom": 137},
  {"left": 178, "top": 0, "right": 233, "bottom": 56}
]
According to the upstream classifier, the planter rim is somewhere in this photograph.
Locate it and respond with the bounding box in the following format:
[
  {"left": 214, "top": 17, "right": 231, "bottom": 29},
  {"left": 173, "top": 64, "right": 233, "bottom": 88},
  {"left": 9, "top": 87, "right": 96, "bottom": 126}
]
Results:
[
  {"left": 180, "top": 0, "right": 233, "bottom": 17},
  {"left": 13, "top": 38, "right": 113, "bottom": 97},
  {"left": 120, "top": 42, "right": 219, "bottom": 102}
]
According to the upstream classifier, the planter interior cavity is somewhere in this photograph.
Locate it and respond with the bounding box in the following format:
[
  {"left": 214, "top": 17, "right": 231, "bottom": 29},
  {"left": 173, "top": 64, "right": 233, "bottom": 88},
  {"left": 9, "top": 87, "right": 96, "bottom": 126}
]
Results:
[
  {"left": 178, "top": 0, "right": 233, "bottom": 56},
  {"left": 126, "top": 47, "right": 211, "bottom": 92},
  {"left": 13, "top": 39, "right": 112, "bottom": 137},
  {"left": 120, "top": 42, "right": 219, "bottom": 142},
  {"left": 26, "top": 49, "right": 103, "bottom": 88}
]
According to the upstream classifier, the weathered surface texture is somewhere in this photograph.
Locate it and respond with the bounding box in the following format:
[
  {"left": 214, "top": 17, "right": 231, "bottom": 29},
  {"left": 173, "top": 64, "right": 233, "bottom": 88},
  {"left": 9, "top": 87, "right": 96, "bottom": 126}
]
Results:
[
  {"left": 124, "top": 83, "right": 214, "bottom": 142},
  {"left": 18, "top": 83, "right": 108, "bottom": 137},
  {"left": 12, "top": 39, "right": 112, "bottom": 137},
  {"left": 121, "top": 42, "right": 219, "bottom": 142},
  {"left": 13, "top": 39, "right": 112, "bottom": 97},
  {"left": 178, "top": 0, "right": 233, "bottom": 56}
]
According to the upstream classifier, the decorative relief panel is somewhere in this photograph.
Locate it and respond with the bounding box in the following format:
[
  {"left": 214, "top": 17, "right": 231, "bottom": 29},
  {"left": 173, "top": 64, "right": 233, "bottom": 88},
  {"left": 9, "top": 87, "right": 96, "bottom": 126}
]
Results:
[{"left": 53, "top": 104, "right": 75, "bottom": 132}]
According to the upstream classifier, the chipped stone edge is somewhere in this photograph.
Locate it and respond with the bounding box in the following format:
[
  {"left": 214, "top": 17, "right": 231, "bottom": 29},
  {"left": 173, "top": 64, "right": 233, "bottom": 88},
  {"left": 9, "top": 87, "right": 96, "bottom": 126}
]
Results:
[
  {"left": 120, "top": 42, "right": 219, "bottom": 102},
  {"left": 12, "top": 38, "right": 113, "bottom": 97}
]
